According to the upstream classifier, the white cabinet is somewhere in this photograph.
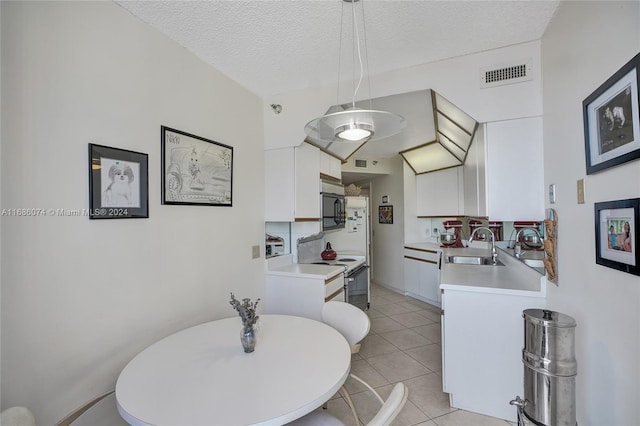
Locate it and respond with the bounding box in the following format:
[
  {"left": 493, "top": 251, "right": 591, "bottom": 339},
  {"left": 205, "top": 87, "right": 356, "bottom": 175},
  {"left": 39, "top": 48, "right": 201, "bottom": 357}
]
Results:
[
  {"left": 416, "top": 167, "right": 464, "bottom": 217},
  {"left": 319, "top": 151, "right": 342, "bottom": 181},
  {"left": 485, "top": 117, "right": 544, "bottom": 221},
  {"left": 294, "top": 143, "right": 321, "bottom": 219},
  {"left": 403, "top": 247, "right": 441, "bottom": 306},
  {"left": 264, "top": 271, "right": 344, "bottom": 321},
  {"left": 441, "top": 286, "right": 545, "bottom": 421},
  {"left": 463, "top": 125, "right": 487, "bottom": 217},
  {"left": 265, "top": 143, "right": 321, "bottom": 222}
]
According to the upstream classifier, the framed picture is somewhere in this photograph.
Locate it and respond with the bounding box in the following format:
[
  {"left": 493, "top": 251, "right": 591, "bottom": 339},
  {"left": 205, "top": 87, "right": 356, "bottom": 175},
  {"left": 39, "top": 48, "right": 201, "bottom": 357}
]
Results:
[
  {"left": 379, "top": 205, "right": 393, "bottom": 224},
  {"left": 594, "top": 198, "right": 639, "bottom": 276},
  {"left": 382, "top": 195, "right": 389, "bottom": 204},
  {"left": 161, "top": 126, "right": 233, "bottom": 206},
  {"left": 88, "top": 144, "right": 149, "bottom": 219},
  {"left": 583, "top": 53, "right": 640, "bottom": 174}
]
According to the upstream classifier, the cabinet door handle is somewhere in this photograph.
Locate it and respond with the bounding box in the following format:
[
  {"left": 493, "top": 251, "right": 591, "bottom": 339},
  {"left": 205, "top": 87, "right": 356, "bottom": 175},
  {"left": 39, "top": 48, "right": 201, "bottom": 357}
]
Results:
[{"left": 333, "top": 199, "right": 343, "bottom": 225}]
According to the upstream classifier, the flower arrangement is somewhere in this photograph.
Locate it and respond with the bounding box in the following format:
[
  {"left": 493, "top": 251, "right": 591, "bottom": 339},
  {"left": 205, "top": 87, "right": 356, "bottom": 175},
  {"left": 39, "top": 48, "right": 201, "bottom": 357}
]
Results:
[{"left": 229, "top": 293, "right": 260, "bottom": 329}]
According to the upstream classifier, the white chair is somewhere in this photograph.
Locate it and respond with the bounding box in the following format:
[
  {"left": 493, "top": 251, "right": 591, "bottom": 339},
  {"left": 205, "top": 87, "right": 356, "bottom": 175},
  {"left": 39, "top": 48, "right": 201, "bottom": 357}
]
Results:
[
  {"left": 54, "top": 390, "right": 115, "bottom": 426},
  {"left": 320, "top": 301, "right": 373, "bottom": 423},
  {"left": 1, "top": 406, "right": 36, "bottom": 426},
  {"left": 289, "top": 381, "right": 409, "bottom": 426},
  {"left": 322, "top": 300, "right": 371, "bottom": 355},
  {"left": 1, "top": 390, "right": 115, "bottom": 426}
]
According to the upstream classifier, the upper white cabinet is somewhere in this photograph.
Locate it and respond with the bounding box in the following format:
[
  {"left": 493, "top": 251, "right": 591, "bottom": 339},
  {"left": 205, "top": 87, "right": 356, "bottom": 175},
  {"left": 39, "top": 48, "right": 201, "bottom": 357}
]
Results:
[
  {"left": 319, "top": 151, "right": 342, "bottom": 181},
  {"left": 412, "top": 117, "right": 543, "bottom": 220},
  {"left": 485, "top": 117, "right": 544, "bottom": 221},
  {"left": 463, "top": 125, "right": 487, "bottom": 217},
  {"left": 265, "top": 143, "right": 321, "bottom": 222},
  {"left": 416, "top": 167, "right": 464, "bottom": 216}
]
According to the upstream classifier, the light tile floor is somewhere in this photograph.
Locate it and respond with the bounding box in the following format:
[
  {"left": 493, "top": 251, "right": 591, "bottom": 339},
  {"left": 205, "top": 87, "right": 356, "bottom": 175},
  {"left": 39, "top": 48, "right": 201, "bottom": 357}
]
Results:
[{"left": 318, "top": 283, "right": 517, "bottom": 426}]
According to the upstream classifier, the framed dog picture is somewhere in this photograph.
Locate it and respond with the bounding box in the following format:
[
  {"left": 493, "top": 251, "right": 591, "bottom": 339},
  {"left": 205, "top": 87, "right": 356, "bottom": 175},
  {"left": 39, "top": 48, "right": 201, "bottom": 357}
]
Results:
[
  {"left": 378, "top": 205, "right": 393, "bottom": 224},
  {"left": 88, "top": 144, "right": 149, "bottom": 219},
  {"left": 595, "top": 198, "right": 639, "bottom": 276},
  {"left": 161, "top": 126, "right": 233, "bottom": 206},
  {"left": 583, "top": 52, "right": 640, "bottom": 175}
]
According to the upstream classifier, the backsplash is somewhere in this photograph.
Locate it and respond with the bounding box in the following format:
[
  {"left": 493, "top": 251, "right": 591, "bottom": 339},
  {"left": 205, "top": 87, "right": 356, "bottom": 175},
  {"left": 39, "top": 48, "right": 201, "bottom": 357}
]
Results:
[
  {"left": 265, "top": 221, "right": 322, "bottom": 259},
  {"left": 420, "top": 217, "right": 544, "bottom": 242}
]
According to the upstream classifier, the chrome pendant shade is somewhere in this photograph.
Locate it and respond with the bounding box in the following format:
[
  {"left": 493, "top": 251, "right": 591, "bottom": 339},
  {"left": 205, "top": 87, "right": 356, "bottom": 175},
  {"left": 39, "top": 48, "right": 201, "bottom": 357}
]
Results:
[
  {"left": 304, "top": 0, "right": 405, "bottom": 148},
  {"left": 305, "top": 108, "right": 405, "bottom": 145}
]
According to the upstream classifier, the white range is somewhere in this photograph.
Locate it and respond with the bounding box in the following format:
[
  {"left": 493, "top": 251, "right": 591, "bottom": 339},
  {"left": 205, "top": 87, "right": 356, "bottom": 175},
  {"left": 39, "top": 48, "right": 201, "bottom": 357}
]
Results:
[{"left": 297, "top": 233, "right": 370, "bottom": 310}]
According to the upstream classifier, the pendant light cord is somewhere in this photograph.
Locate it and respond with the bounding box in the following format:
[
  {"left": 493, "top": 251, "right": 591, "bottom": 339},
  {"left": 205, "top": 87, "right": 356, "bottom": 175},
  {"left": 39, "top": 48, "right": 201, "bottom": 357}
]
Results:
[
  {"left": 336, "top": 1, "right": 344, "bottom": 107},
  {"left": 350, "top": 0, "right": 365, "bottom": 109}
]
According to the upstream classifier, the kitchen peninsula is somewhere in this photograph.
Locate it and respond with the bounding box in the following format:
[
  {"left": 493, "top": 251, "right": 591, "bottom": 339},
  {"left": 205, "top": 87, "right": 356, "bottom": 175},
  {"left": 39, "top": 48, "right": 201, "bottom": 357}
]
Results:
[
  {"left": 263, "top": 254, "right": 347, "bottom": 321},
  {"left": 404, "top": 241, "right": 547, "bottom": 422}
]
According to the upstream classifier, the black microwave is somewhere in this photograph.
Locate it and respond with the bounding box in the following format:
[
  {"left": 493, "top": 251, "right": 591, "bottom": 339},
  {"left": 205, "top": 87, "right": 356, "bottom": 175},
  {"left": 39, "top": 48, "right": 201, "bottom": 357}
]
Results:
[{"left": 321, "top": 191, "right": 345, "bottom": 231}]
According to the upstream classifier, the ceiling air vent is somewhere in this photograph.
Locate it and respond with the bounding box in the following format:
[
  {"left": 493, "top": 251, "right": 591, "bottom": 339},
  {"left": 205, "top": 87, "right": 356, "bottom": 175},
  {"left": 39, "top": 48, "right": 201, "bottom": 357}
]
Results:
[
  {"left": 355, "top": 159, "right": 368, "bottom": 168},
  {"left": 480, "top": 60, "right": 532, "bottom": 89}
]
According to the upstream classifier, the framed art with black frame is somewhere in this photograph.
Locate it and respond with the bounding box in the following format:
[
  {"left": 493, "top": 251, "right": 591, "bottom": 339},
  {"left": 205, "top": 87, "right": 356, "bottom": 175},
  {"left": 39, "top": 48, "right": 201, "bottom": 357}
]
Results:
[
  {"left": 583, "top": 52, "right": 640, "bottom": 175},
  {"left": 88, "top": 144, "right": 149, "bottom": 219},
  {"left": 161, "top": 126, "right": 233, "bottom": 206},
  {"left": 379, "top": 205, "right": 393, "bottom": 224},
  {"left": 594, "top": 198, "right": 639, "bottom": 276}
]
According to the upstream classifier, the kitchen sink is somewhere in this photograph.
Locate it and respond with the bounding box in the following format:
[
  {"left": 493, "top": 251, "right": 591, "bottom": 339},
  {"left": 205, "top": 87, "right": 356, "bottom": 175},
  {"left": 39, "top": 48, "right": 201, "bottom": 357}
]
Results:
[
  {"left": 444, "top": 255, "right": 504, "bottom": 266},
  {"left": 521, "top": 258, "right": 545, "bottom": 268}
]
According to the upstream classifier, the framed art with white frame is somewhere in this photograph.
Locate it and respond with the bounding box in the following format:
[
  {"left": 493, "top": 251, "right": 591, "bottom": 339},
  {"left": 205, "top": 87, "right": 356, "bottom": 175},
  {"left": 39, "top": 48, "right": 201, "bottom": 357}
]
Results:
[
  {"left": 583, "top": 53, "right": 640, "bottom": 174},
  {"left": 594, "top": 198, "right": 639, "bottom": 276}
]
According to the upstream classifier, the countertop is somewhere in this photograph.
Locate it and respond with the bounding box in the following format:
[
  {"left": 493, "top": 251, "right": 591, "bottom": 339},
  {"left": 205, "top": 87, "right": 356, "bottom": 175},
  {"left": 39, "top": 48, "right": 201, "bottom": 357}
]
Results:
[
  {"left": 404, "top": 241, "right": 546, "bottom": 296},
  {"left": 265, "top": 254, "right": 345, "bottom": 279}
]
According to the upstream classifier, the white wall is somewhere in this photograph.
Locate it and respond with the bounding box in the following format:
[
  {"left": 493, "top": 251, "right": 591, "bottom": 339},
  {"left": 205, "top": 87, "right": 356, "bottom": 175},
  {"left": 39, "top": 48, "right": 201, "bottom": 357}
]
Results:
[
  {"left": 265, "top": 41, "right": 543, "bottom": 150},
  {"left": 1, "top": 2, "right": 264, "bottom": 424},
  {"left": 370, "top": 156, "right": 405, "bottom": 293},
  {"left": 541, "top": 2, "right": 639, "bottom": 424}
]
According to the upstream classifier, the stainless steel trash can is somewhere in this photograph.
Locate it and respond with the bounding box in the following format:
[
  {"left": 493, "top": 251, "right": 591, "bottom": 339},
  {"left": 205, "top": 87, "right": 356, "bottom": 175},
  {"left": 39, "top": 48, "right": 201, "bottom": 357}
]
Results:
[{"left": 511, "top": 309, "right": 577, "bottom": 426}]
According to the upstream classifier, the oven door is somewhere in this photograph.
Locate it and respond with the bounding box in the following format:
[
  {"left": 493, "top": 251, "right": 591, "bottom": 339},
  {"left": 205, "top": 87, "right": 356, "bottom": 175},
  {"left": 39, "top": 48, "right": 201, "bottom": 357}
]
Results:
[
  {"left": 321, "top": 192, "right": 345, "bottom": 231},
  {"left": 345, "top": 264, "right": 369, "bottom": 310}
]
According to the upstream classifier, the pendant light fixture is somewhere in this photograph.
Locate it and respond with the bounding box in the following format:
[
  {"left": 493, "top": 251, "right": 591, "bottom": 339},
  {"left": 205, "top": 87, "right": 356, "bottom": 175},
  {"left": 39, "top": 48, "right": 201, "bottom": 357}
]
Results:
[{"left": 304, "top": 0, "right": 405, "bottom": 147}]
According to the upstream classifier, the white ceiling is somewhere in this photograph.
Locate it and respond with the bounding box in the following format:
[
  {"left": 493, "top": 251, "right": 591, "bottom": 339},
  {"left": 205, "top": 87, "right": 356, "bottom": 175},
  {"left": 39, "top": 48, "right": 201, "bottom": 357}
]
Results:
[
  {"left": 116, "top": 0, "right": 559, "bottom": 182},
  {"left": 117, "top": 0, "right": 559, "bottom": 98}
]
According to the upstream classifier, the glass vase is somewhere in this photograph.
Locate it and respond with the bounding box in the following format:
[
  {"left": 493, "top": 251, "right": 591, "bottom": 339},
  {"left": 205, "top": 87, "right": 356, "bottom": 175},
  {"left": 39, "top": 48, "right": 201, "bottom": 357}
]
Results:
[{"left": 240, "top": 325, "right": 256, "bottom": 353}]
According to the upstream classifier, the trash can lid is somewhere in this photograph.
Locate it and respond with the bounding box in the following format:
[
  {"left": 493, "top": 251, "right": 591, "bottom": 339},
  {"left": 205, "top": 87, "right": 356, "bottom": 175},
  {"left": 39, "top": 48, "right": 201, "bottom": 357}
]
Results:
[{"left": 523, "top": 309, "right": 576, "bottom": 328}]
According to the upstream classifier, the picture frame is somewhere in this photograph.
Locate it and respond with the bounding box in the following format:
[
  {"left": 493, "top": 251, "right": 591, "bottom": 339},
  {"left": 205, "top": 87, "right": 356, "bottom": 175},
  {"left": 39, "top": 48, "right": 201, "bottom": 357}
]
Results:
[
  {"left": 379, "top": 205, "right": 393, "bottom": 224},
  {"left": 594, "top": 198, "right": 639, "bottom": 276},
  {"left": 382, "top": 195, "right": 389, "bottom": 204},
  {"left": 583, "top": 53, "right": 640, "bottom": 175},
  {"left": 88, "top": 143, "right": 149, "bottom": 219},
  {"left": 161, "top": 126, "right": 233, "bottom": 206}
]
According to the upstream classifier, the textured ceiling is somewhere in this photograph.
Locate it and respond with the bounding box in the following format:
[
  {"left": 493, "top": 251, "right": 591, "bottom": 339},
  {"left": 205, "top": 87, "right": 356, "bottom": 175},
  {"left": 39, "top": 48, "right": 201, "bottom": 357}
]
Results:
[
  {"left": 117, "top": 0, "right": 559, "bottom": 180},
  {"left": 116, "top": 0, "right": 559, "bottom": 98}
]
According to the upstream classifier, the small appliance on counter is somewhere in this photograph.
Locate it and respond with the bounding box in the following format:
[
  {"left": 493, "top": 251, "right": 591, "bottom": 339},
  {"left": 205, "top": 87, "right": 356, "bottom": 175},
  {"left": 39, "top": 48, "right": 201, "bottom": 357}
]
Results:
[
  {"left": 265, "top": 234, "right": 284, "bottom": 257},
  {"left": 441, "top": 220, "right": 465, "bottom": 248}
]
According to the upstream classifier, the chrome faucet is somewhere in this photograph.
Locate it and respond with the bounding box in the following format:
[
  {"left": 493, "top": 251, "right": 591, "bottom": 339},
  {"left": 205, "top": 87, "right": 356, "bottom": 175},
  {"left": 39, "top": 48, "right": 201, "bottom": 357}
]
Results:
[
  {"left": 513, "top": 227, "right": 542, "bottom": 259},
  {"left": 468, "top": 226, "right": 497, "bottom": 265}
]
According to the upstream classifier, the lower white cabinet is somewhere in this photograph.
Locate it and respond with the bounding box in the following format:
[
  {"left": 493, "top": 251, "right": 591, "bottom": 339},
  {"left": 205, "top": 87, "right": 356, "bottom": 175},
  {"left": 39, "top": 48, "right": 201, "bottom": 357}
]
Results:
[
  {"left": 440, "top": 286, "right": 545, "bottom": 422},
  {"left": 403, "top": 247, "right": 441, "bottom": 307},
  {"left": 264, "top": 272, "right": 345, "bottom": 321}
]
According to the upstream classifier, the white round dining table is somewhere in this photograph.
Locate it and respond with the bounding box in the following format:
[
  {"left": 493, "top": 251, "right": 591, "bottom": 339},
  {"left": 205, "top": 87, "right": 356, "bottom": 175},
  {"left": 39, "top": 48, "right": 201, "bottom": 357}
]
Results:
[{"left": 116, "top": 314, "right": 351, "bottom": 426}]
